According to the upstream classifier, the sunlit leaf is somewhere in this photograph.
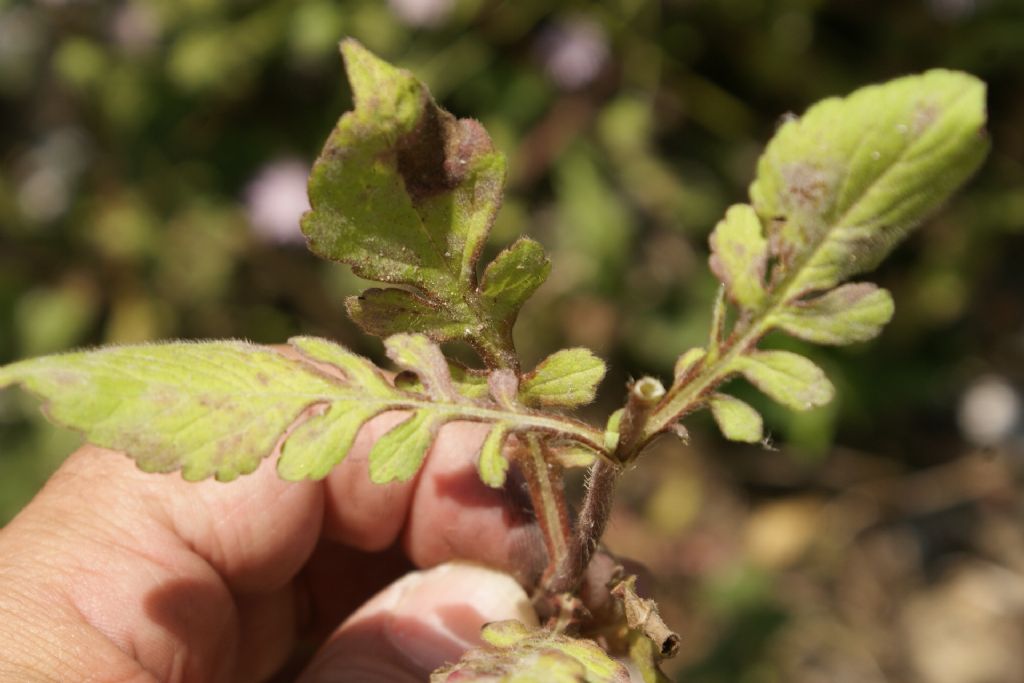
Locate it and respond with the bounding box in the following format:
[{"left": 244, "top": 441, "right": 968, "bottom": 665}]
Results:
[
  {"left": 0, "top": 336, "right": 606, "bottom": 484},
  {"left": 305, "top": 39, "right": 547, "bottom": 368},
  {"left": 751, "top": 70, "right": 987, "bottom": 295}
]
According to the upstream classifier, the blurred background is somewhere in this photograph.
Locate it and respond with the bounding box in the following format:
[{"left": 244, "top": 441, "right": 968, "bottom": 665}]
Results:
[{"left": 1, "top": 0, "right": 1023, "bottom": 680}]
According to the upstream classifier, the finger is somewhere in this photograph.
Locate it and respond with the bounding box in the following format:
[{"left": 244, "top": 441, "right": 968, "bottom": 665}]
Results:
[
  {"left": 297, "top": 562, "right": 539, "bottom": 683},
  {"left": 402, "top": 426, "right": 548, "bottom": 586},
  {"left": 321, "top": 419, "right": 548, "bottom": 585},
  {"left": 0, "top": 444, "right": 319, "bottom": 681},
  {"left": 0, "top": 417, "right": 540, "bottom": 680}
]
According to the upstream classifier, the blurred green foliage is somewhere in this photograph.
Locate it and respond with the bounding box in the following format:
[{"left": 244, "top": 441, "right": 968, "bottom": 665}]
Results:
[{"left": 2, "top": 0, "right": 1024, "bottom": 679}]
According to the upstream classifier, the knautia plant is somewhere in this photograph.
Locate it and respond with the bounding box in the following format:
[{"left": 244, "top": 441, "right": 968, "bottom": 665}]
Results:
[{"left": 0, "top": 40, "right": 988, "bottom": 681}]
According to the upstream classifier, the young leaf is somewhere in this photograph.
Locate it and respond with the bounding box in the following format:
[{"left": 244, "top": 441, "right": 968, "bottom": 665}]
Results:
[
  {"left": 733, "top": 350, "right": 834, "bottom": 411},
  {"left": 478, "top": 423, "right": 511, "bottom": 488},
  {"left": 519, "top": 348, "right": 607, "bottom": 408},
  {"left": 708, "top": 204, "right": 768, "bottom": 308},
  {"left": 480, "top": 237, "right": 552, "bottom": 332},
  {"left": 305, "top": 39, "right": 548, "bottom": 369},
  {"left": 647, "top": 71, "right": 986, "bottom": 450},
  {"left": 0, "top": 336, "right": 607, "bottom": 484},
  {"left": 750, "top": 70, "right": 987, "bottom": 295},
  {"left": 673, "top": 347, "right": 706, "bottom": 381},
  {"left": 708, "top": 393, "right": 764, "bottom": 443},
  {"left": 770, "top": 283, "right": 894, "bottom": 345}
]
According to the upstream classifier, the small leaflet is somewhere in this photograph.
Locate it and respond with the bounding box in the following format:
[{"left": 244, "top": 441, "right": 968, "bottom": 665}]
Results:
[
  {"left": 708, "top": 204, "right": 769, "bottom": 309},
  {"left": 733, "top": 350, "right": 834, "bottom": 412},
  {"left": 708, "top": 393, "right": 764, "bottom": 443},
  {"left": 772, "top": 283, "right": 894, "bottom": 345},
  {"left": 519, "top": 348, "right": 607, "bottom": 408}
]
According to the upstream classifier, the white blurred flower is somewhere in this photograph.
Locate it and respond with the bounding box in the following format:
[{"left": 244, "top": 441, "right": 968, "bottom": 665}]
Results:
[
  {"left": 388, "top": 0, "right": 454, "bottom": 28},
  {"left": 958, "top": 375, "right": 1021, "bottom": 447},
  {"left": 244, "top": 159, "right": 310, "bottom": 245},
  {"left": 535, "top": 17, "right": 609, "bottom": 91}
]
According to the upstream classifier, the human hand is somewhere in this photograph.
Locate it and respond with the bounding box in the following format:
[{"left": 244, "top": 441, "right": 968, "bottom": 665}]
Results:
[{"left": 0, "top": 416, "right": 545, "bottom": 682}]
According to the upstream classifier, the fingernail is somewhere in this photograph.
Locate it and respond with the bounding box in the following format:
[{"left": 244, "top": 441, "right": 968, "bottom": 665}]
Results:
[
  {"left": 299, "top": 562, "right": 537, "bottom": 682},
  {"left": 387, "top": 562, "right": 538, "bottom": 671}
]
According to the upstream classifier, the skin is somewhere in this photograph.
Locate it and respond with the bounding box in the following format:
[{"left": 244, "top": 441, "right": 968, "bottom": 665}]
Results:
[{"left": 0, "top": 416, "right": 547, "bottom": 682}]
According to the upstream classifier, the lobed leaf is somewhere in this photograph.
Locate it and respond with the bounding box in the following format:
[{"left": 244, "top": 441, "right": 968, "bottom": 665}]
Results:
[
  {"left": 732, "top": 350, "right": 834, "bottom": 412},
  {"left": 0, "top": 342, "right": 346, "bottom": 482},
  {"left": 0, "top": 336, "right": 607, "bottom": 484},
  {"left": 750, "top": 70, "right": 987, "bottom": 295},
  {"left": 519, "top": 348, "right": 607, "bottom": 408},
  {"left": 305, "top": 40, "right": 548, "bottom": 368},
  {"left": 708, "top": 393, "right": 764, "bottom": 443}
]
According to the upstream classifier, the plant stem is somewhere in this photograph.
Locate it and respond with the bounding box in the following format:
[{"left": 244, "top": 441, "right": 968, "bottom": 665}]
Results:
[
  {"left": 547, "top": 457, "right": 621, "bottom": 595},
  {"left": 519, "top": 435, "right": 572, "bottom": 591}
]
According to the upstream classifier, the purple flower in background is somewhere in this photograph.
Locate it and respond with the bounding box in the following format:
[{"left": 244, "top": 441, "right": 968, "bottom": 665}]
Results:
[
  {"left": 111, "top": 2, "right": 161, "bottom": 55},
  {"left": 535, "top": 16, "right": 609, "bottom": 91},
  {"left": 244, "top": 159, "right": 310, "bottom": 245},
  {"left": 388, "top": 0, "right": 454, "bottom": 28}
]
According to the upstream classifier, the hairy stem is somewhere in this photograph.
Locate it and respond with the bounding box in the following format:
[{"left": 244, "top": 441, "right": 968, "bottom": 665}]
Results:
[
  {"left": 547, "top": 457, "right": 621, "bottom": 595},
  {"left": 519, "top": 435, "right": 572, "bottom": 591}
]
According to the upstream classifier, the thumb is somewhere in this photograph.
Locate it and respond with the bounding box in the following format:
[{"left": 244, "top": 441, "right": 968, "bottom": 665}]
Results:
[{"left": 298, "top": 562, "right": 539, "bottom": 683}]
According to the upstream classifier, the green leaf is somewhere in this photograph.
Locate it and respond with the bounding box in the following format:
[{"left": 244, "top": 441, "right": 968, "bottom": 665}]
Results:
[
  {"left": 385, "top": 333, "right": 461, "bottom": 402},
  {"left": 733, "top": 350, "right": 834, "bottom": 411},
  {"left": 750, "top": 70, "right": 988, "bottom": 295},
  {"left": 431, "top": 620, "right": 630, "bottom": 683},
  {"left": 1, "top": 336, "right": 608, "bottom": 484},
  {"left": 708, "top": 393, "right": 763, "bottom": 443},
  {"left": 627, "top": 631, "right": 673, "bottom": 683},
  {"left": 673, "top": 348, "right": 706, "bottom": 381},
  {"left": 368, "top": 411, "right": 444, "bottom": 483},
  {"left": 519, "top": 348, "right": 607, "bottom": 408},
  {"left": 0, "top": 342, "right": 346, "bottom": 482},
  {"left": 709, "top": 204, "right": 768, "bottom": 308},
  {"left": 480, "top": 237, "right": 552, "bottom": 332},
  {"left": 345, "top": 288, "right": 467, "bottom": 341},
  {"left": 771, "top": 283, "right": 894, "bottom": 345},
  {"left": 478, "top": 423, "right": 511, "bottom": 488},
  {"left": 304, "top": 39, "right": 545, "bottom": 368}
]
